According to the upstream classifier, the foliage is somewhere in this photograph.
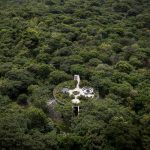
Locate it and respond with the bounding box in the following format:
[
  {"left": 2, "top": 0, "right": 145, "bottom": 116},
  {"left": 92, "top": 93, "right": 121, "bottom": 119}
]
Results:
[{"left": 0, "top": 0, "right": 149, "bottom": 149}]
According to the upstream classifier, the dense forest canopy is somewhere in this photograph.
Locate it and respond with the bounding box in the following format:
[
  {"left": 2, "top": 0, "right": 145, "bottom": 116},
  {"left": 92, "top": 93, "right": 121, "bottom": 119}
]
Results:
[{"left": 0, "top": 0, "right": 150, "bottom": 149}]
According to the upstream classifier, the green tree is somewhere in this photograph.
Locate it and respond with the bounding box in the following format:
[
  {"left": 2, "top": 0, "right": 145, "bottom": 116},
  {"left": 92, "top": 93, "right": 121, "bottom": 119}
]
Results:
[
  {"left": 27, "top": 63, "right": 55, "bottom": 79},
  {"left": 17, "top": 94, "right": 28, "bottom": 105},
  {"left": 103, "top": 119, "right": 141, "bottom": 150},
  {"left": 49, "top": 70, "right": 71, "bottom": 85},
  {"left": 115, "top": 61, "right": 133, "bottom": 73},
  {"left": 70, "top": 64, "right": 90, "bottom": 79},
  {"left": 110, "top": 82, "right": 133, "bottom": 98}
]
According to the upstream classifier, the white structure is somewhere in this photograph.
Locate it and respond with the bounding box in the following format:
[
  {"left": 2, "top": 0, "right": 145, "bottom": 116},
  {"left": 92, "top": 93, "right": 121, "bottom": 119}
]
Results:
[
  {"left": 62, "top": 88, "right": 69, "bottom": 94},
  {"left": 74, "top": 75, "right": 80, "bottom": 81},
  {"left": 81, "top": 87, "right": 94, "bottom": 98},
  {"left": 74, "top": 75, "right": 80, "bottom": 89},
  {"left": 67, "top": 75, "right": 95, "bottom": 104},
  {"left": 72, "top": 99, "right": 80, "bottom": 104},
  {"left": 61, "top": 75, "right": 95, "bottom": 116}
]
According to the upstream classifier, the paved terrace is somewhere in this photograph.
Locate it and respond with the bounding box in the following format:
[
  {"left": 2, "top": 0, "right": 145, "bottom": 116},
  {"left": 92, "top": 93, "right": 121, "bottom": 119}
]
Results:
[{"left": 67, "top": 75, "right": 94, "bottom": 104}]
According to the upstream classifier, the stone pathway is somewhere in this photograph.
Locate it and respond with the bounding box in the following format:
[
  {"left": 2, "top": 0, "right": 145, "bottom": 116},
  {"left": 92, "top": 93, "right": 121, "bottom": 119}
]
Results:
[{"left": 68, "top": 75, "right": 94, "bottom": 104}]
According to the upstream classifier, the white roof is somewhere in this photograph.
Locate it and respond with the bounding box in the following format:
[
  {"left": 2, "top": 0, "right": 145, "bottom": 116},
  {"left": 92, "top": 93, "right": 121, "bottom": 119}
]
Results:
[{"left": 72, "top": 99, "right": 80, "bottom": 104}]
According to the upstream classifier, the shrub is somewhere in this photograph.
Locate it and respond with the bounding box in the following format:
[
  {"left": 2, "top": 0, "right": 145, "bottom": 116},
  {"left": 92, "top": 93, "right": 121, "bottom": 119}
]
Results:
[{"left": 17, "top": 94, "right": 28, "bottom": 105}]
